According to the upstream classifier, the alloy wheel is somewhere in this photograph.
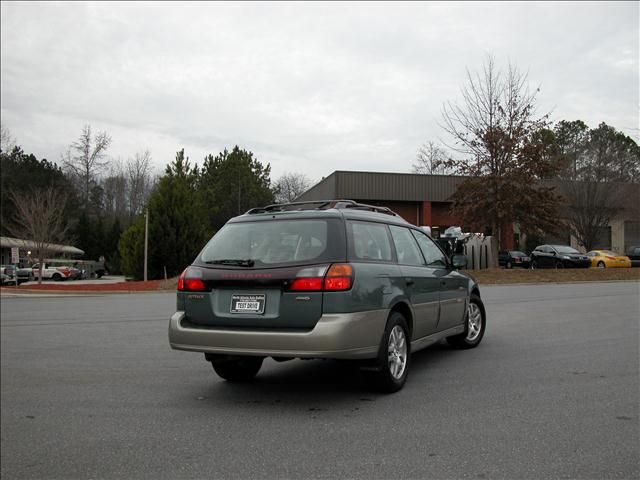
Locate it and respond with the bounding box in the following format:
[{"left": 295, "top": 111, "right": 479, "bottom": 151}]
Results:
[
  {"left": 466, "top": 302, "right": 483, "bottom": 342},
  {"left": 387, "top": 325, "right": 407, "bottom": 380}
]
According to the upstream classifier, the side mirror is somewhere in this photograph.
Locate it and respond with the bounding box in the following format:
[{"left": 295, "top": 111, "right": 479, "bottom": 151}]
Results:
[{"left": 451, "top": 254, "right": 467, "bottom": 269}]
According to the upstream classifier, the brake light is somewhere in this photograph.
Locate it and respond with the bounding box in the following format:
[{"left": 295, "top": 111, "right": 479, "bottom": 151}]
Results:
[
  {"left": 288, "top": 264, "right": 353, "bottom": 292},
  {"left": 290, "top": 277, "right": 324, "bottom": 291},
  {"left": 177, "top": 267, "right": 207, "bottom": 292},
  {"left": 324, "top": 264, "right": 353, "bottom": 291}
]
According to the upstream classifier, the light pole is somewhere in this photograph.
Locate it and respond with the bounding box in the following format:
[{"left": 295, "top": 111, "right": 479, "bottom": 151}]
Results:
[{"left": 144, "top": 209, "right": 149, "bottom": 282}]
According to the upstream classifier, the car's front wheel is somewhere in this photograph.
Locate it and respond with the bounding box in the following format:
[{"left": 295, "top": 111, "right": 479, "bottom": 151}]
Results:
[
  {"left": 447, "top": 294, "right": 486, "bottom": 349},
  {"left": 209, "top": 355, "right": 264, "bottom": 382},
  {"left": 363, "top": 311, "right": 410, "bottom": 393},
  {"left": 597, "top": 261, "right": 606, "bottom": 268},
  {"left": 506, "top": 260, "right": 513, "bottom": 269}
]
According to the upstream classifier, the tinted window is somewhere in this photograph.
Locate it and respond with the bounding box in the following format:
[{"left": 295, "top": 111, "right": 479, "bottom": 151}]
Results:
[
  {"left": 411, "top": 229, "right": 447, "bottom": 267},
  {"left": 554, "top": 246, "right": 579, "bottom": 254},
  {"left": 348, "top": 221, "right": 393, "bottom": 261},
  {"left": 199, "top": 219, "right": 339, "bottom": 266},
  {"left": 389, "top": 226, "right": 424, "bottom": 266}
]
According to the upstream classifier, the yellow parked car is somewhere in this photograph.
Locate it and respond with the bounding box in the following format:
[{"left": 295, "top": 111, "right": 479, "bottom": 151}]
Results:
[{"left": 586, "top": 250, "right": 632, "bottom": 268}]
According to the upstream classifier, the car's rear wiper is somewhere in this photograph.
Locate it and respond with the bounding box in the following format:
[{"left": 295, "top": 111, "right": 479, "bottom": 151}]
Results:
[{"left": 206, "top": 259, "right": 255, "bottom": 267}]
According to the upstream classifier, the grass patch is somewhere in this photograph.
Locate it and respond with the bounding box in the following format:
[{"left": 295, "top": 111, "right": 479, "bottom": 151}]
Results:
[{"left": 471, "top": 267, "right": 640, "bottom": 285}]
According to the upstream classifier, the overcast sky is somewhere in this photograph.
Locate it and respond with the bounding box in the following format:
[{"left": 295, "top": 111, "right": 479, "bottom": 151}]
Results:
[{"left": 1, "top": 1, "right": 638, "bottom": 182}]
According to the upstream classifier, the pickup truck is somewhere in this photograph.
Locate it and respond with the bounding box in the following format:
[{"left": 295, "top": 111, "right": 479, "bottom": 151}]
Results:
[{"left": 31, "top": 263, "right": 72, "bottom": 281}]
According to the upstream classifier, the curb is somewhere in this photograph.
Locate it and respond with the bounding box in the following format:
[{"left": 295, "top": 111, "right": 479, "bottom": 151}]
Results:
[
  {"left": 478, "top": 279, "right": 640, "bottom": 287},
  {"left": 0, "top": 288, "right": 174, "bottom": 296}
]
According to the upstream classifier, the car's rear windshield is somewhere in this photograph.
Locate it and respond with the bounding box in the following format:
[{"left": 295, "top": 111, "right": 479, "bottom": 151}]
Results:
[
  {"left": 197, "top": 218, "right": 345, "bottom": 267},
  {"left": 510, "top": 251, "right": 526, "bottom": 257},
  {"left": 554, "top": 246, "right": 580, "bottom": 254}
]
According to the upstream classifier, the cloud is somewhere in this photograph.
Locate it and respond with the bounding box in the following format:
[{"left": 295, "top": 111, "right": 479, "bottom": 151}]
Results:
[{"left": 1, "top": 1, "right": 638, "bottom": 181}]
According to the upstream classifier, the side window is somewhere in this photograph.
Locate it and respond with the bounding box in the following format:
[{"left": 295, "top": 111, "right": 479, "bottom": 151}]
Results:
[
  {"left": 348, "top": 221, "right": 393, "bottom": 261},
  {"left": 411, "top": 230, "right": 448, "bottom": 267},
  {"left": 389, "top": 226, "right": 424, "bottom": 266}
]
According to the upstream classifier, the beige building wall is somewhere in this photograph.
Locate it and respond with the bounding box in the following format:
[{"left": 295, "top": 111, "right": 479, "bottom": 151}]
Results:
[{"left": 610, "top": 219, "right": 625, "bottom": 254}]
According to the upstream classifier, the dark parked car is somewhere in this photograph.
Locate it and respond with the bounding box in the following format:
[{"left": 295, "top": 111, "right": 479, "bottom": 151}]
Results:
[
  {"left": 627, "top": 246, "right": 640, "bottom": 268},
  {"left": 169, "top": 200, "right": 487, "bottom": 393},
  {"left": 530, "top": 245, "right": 590, "bottom": 269},
  {"left": 498, "top": 250, "right": 531, "bottom": 269}
]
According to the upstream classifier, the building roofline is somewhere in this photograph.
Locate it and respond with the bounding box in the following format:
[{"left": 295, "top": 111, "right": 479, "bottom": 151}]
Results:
[{"left": 0, "top": 236, "right": 85, "bottom": 256}]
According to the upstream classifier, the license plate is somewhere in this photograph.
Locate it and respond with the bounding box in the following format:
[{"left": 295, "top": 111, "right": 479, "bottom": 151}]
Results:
[{"left": 230, "top": 294, "right": 266, "bottom": 314}]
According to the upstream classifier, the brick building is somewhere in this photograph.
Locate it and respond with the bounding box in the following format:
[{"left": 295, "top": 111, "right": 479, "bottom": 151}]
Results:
[{"left": 296, "top": 171, "right": 640, "bottom": 253}]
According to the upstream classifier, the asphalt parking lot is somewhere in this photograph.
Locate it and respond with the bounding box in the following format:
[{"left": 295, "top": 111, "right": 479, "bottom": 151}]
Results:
[{"left": 1, "top": 282, "right": 638, "bottom": 479}]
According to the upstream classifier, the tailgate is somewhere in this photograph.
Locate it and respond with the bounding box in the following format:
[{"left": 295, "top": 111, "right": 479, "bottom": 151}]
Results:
[{"left": 181, "top": 266, "right": 323, "bottom": 330}]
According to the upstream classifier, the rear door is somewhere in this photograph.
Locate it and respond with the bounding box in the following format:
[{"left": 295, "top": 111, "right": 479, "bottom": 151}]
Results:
[
  {"left": 388, "top": 225, "right": 440, "bottom": 339},
  {"left": 410, "top": 229, "right": 467, "bottom": 332},
  {"left": 534, "top": 246, "right": 552, "bottom": 267}
]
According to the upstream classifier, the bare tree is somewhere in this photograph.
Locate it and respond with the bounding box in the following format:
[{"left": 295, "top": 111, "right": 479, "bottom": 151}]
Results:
[
  {"left": 274, "top": 172, "right": 311, "bottom": 203},
  {"left": 412, "top": 141, "right": 451, "bottom": 174},
  {"left": 103, "top": 159, "right": 128, "bottom": 223},
  {"left": 7, "top": 187, "right": 70, "bottom": 284},
  {"left": 440, "top": 55, "right": 561, "bottom": 245},
  {"left": 0, "top": 123, "right": 16, "bottom": 154},
  {"left": 558, "top": 180, "right": 624, "bottom": 251},
  {"left": 62, "top": 125, "right": 112, "bottom": 207},
  {"left": 126, "top": 150, "right": 153, "bottom": 218},
  {"left": 554, "top": 122, "right": 639, "bottom": 250}
]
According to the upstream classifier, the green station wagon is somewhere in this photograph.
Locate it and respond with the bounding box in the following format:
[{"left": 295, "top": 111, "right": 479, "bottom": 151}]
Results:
[{"left": 169, "top": 200, "right": 486, "bottom": 392}]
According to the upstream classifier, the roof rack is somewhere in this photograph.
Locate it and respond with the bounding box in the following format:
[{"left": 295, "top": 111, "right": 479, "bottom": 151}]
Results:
[{"left": 245, "top": 199, "right": 401, "bottom": 217}]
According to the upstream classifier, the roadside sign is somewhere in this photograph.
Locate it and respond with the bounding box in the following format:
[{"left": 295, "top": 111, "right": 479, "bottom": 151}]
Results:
[{"left": 10, "top": 247, "right": 19, "bottom": 264}]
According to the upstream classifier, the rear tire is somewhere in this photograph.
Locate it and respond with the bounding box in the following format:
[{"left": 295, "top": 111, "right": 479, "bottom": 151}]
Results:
[
  {"left": 506, "top": 261, "right": 513, "bottom": 269},
  {"left": 447, "top": 294, "right": 486, "bottom": 349},
  {"left": 531, "top": 260, "right": 537, "bottom": 269},
  {"left": 52, "top": 273, "right": 62, "bottom": 281},
  {"left": 362, "top": 312, "right": 410, "bottom": 393},
  {"left": 210, "top": 356, "right": 263, "bottom": 382},
  {"left": 597, "top": 261, "right": 605, "bottom": 269}
]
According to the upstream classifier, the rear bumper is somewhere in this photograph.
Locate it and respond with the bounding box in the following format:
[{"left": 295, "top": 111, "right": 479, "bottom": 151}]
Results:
[{"left": 169, "top": 309, "right": 389, "bottom": 359}]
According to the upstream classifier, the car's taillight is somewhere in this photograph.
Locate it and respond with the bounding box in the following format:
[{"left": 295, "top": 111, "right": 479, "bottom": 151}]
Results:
[
  {"left": 177, "top": 267, "right": 207, "bottom": 292},
  {"left": 288, "top": 264, "right": 353, "bottom": 292},
  {"left": 290, "top": 277, "right": 324, "bottom": 291},
  {"left": 606, "top": 256, "right": 616, "bottom": 260},
  {"left": 324, "top": 263, "right": 353, "bottom": 291}
]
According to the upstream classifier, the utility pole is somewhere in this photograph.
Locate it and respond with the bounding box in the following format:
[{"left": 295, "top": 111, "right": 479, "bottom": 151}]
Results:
[{"left": 144, "top": 209, "right": 149, "bottom": 282}]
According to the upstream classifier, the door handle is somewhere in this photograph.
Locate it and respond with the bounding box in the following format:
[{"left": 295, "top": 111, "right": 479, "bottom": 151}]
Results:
[
  {"left": 440, "top": 281, "right": 446, "bottom": 286},
  {"left": 405, "top": 278, "right": 414, "bottom": 286}
]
